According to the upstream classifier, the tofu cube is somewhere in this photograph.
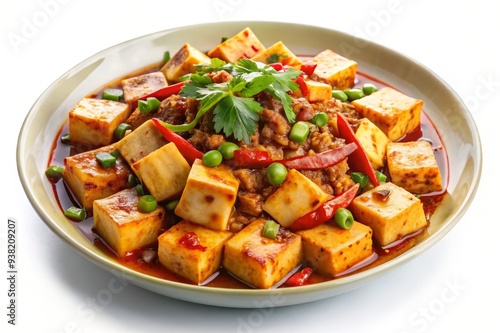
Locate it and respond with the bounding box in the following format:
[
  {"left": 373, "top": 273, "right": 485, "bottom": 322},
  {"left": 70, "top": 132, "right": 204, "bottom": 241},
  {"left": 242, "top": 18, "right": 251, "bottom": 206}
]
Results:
[
  {"left": 93, "top": 188, "right": 165, "bottom": 257},
  {"left": 207, "top": 27, "right": 265, "bottom": 62},
  {"left": 174, "top": 159, "right": 239, "bottom": 231},
  {"left": 62, "top": 144, "right": 132, "bottom": 215},
  {"left": 349, "top": 182, "right": 428, "bottom": 247},
  {"left": 303, "top": 79, "right": 333, "bottom": 103},
  {"left": 262, "top": 169, "right": 331, "bottom": 228},
  {"left": 160, "top": 43, "right": 211, "bottom": 83},
  {"left": 251, "top": 41, "right": 303, "bottom": 68},
  {"left": 68, "top": 98, "right": 130, "bottom": 148},
  {"left": 387, "top": 141, "right": 443, "bottom": 194},
  {"left": 157, "top": 220, "right": 233, "bottom": 284},
  {"left": 296, "top": 222, "right": 373, "bottom": 277},
  {"left": 351, "top": 87, "right": 424, "bottom": 141},
  {"left": 132, "top": 142, "right": 191, "bottom": 202},
  {"left": 114, "top": 119, "right": 167, "bottom": 166},
  {"left": 355, "top": 118, "right": 391, "bottom": 170},
  {"left": 222, "top": 219, "right": 303, "bottom": 289},
  {"left": 121, "top": 71, "right": 168, "bottom": 105},
  {"left": 310, "top": 49, "right": 357, "bottom": 89}
]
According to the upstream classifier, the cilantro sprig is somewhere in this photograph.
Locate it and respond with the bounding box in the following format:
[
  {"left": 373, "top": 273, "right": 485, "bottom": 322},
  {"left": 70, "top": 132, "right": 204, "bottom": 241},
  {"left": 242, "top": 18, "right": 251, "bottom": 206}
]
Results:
[{"left": 167, "top": 58, "right": 301, "bottom": 144}]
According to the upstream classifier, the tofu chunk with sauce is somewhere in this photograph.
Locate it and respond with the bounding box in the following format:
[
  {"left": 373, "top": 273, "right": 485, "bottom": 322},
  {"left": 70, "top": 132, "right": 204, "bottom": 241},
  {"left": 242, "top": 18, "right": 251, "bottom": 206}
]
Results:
[
  {"left": 114, "top": 119, "right": 167, "bottom": 166},
  {"left": 207, "top": 27, "right": 265, "bottom": 62},
  {"left": 387, "top": 140, "right": 443, "bottom": 194},
  {"left": 303, "top": 79, "right": 333, "bottom": 103},
  {"left": 251, "top": 41, "right": 303, "bottom": 68},
  {"left": 93, "top": 188, "right": 165, "bottom": 257},
  {"left": 222, "top": 219, "right": 303, "bottom": 289},
  {"left": 297, "top": 222, "right": 373, "bottom": 277},
  {"left": 310, "top": 49, "right": 358, "bottom": 89},
  {"left": 351, "top": 87, "right": 423, "bottom": 141},
  {"left": 160, "top": 43, "right": 211, "bottom": 83},
  {"left": 62, "top": 144, "right": 132, "bottom": 215},
  {"left": 121, "top": 71, "right": 168, "bottom": 105},
  {"left": 174, "top": 159, "right": 239, "bottom": 231},
  {"left": 132, "top": 142, "right": 191, "bottom": 202},
  {"left": 68, "top": 98, "right": 130, "bottom": 148},
  {"left": 157, "top": 220, "right": 233, "bottom": 284},
  {"left": 263, "top": 169, "right": 331, "bottom": 228},
  {"left": 355, "top": 118, "right": 391, "bottom": 170},
  {"left": 349, "top": 182, "right": 428, "bottom": 247}
]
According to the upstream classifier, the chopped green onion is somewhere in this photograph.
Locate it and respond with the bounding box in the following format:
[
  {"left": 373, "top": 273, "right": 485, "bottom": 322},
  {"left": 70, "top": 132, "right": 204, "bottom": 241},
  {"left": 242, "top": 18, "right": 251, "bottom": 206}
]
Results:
[
  {"left": 138, "top": 195, "right": 157, "bottom": 213},
  {"left": 343, "top": 88, "right": 364, "bottom": 101},
  {"left": 45, "top": 165, "right": 64, "bottom": 181},
  {"left": 60, "top": 134, "right": 70, "bottom": 144},
  {"left": 110, "top": 149, "right": 120, "bottom": 158},
  {"left": 64, "top": 206, "right": 86, "bottom": 221},
  {"left": 262, "top": 220, "right": 280, "bottom": 239},
  {"left": 310, "top": 112, "right": 328, "bottom": 127},
  {"left": 362, "top": 83, "right": 378, "bottom": 95},
  {"left": 202, "top": 150, "right": 223, "bottom": 168},
  {"left": 375, "top": 170, "right": 387, "bottom": 183},
  {"left": 266, "top": 162, "right": 288, "bottom": 186},
  {"left": 217, "top": 142, "right": 239, "bottom": 160},
  {"left": 138, "top": 97, "right": 161, "bottom": 115},
  {"left": 102, "top": 88, "right": 123, "bottom": 101},
  {"left": 289, "top": 121, "right": 310, "bottom": 144},
  {"left": 128, "top": 174, "right": 139, "bottom": 188},
  {"left": 332, "top": 90, "right": 348, "bottom": 102},
  {"left": 136, "top": 184, "right": 145, "bottom": 196},
  {"left": 163, "top": 51, "right": 171, "bottom": 63},
  {"left": 334, "top": 208, "right": 354, "bottom": 230},
  {"left": 267, "top": 53, "right": 280, "bottom": 63},
  {"left": 114, "top": 123, "right": 131, "bottom": 140},
  {"left": 95, "top": 152, "right": 116, "bottom": 168},
  {"left": 351, "top": 172, "right": 368, "bottom": 188},
  {"left": 165, "top": 199, "right": 179, "bottom": 211},
  {"left": 221, "top": 36, "right": 228, "bottom": 43}
]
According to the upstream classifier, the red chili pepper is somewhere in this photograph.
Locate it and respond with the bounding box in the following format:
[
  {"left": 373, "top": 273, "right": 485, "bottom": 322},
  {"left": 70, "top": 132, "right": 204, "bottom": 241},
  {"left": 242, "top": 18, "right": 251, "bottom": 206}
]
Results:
[
  {"left": 233, "top": 150, "right": 273, "bottom": 168},
  {"left": 179, "top": 232, "right": 207, "bottom": 251},
  {"left": 280, "top": 142, "right": 357, "bottom": 170},
  {"left": 132, "top": 82, "right": 185, "bottom": 109},
  {"left": 152, "top": 118, "right": 203, "bottom": 165},
  {"left": 296, "top": 75, "right": 309, "bottom": 96},
  {"left": 289, "top": 183, "right": 360, "bottom": 231},
  {"left": 336, "top": 113, "right": 380, "bottom": 187},
  {"left": 286, "top": 267, "right": 313, "bottom": 287},
  {"left": 300, "top": 63, "right": 317, "bottom": 76},
  {"left": 268, "top": 62, "right": 284, "bottom": 71}
]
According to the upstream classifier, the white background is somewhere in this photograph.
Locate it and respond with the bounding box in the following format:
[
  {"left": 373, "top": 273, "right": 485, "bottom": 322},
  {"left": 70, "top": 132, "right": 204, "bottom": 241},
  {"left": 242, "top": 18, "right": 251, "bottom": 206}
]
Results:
[{"left": 2, "top": 0, "right": 498, "bottom": 332}]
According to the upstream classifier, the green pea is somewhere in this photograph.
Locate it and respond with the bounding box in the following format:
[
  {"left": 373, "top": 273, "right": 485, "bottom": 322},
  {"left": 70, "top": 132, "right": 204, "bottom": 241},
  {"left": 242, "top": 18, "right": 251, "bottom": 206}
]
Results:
[
  {"left": 266, "top": 162, "right": 288, "bottom": 186},
  {"left": 334, "top": 208, "right": 354, "bottom": 230},
  {"left": 289, "top": 121, "right": 310, "bottom": 144},
  {"left": 202, "top": 150, "right": 223, "bottom": 167},
  {"left": 217, "top": 142, "right": 239, "bottom": 160},
  {"left": 332, "top": 90, "right": 348, "bottom": 102},
  {"left": 362, "top": 83, "right": 378, "bottom": 95},
  {"left": 310, "top": 112, "right": 329, "bottom": 127},
  {"left": 343, "top": 88, "right": 365, "bottom": 101}
]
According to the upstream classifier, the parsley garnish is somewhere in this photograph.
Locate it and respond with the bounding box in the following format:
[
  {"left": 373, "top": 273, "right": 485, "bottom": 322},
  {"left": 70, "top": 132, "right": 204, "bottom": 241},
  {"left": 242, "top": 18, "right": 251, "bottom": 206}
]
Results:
[{"left": 169, "top": 58, "right": 301, "bottom": 144}]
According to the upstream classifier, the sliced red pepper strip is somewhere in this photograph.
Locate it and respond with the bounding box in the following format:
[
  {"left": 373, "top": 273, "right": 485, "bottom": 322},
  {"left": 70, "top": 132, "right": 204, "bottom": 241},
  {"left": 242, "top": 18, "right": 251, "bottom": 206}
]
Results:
[
  {"left": 285, "top": 267, "right": 313, "bottom": 287},
  {"left": 300, "top": 63, "right": 317, "bottom": 76},
  {"left": 152, "top": 118, "right": 203, "bottom": 165},
  {"left": 132, "top": 82, "right": 185, "bottom": 109},
  {"left": 289, "top": 183, "right": 360, "bottom": 231},
  {"left": 280, "top": 142, "right": 357, "bottom": 170},
  {"left": 336, "top": 113, "right": 380, "bottom": 187},
  {"left": 268, "top": 62, "right": 284, "bottom": 71},
  {"left": 296, "top": 75, "right": 309, "bottom": 96},
  {"left": 233, "top": 150, "right": 273, "bottom": 168}
]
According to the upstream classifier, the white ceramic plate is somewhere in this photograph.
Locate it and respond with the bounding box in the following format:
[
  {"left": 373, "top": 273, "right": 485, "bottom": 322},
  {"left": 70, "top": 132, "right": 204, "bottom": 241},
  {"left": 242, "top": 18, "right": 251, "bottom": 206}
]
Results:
[{"left": 17, "top": 21, "right": 482, "bottom": 308}]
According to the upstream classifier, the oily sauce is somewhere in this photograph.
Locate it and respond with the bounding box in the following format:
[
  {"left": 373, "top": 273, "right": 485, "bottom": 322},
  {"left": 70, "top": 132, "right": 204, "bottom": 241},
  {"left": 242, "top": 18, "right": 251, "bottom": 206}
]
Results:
[{"left": 47, "top": 69, "right": 449, "bottom": 289}]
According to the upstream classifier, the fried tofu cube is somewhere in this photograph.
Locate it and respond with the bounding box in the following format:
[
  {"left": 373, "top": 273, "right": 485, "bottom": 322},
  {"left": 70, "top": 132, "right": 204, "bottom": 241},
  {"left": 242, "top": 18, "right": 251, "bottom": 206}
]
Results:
[
  {"left": 157, "top": 220, "right": 233, "bottom": 284},
  {"left": 355, "top": 118, "right": 391, "bottom": 170},
  {"left": 132, "top": 142, "right": 191, "bottom": 202},
  {"left": 115, "top": 119, "right": 167, "bottom": 166},
  {"left": 351, "top": 87, "right": 423, "bottom": 141},
  {"left": 387, "top": 141, "right": 443, "bottom": 194},
  {"left": 303, "top": 79, "right": 333, "bottom": 102},
  {"left": 68, "top": 98, "right": 130, "bottom": 148},
  {"left": 310, "top": 49, "right": 357, "bottom": 89},
  {"left": 207, "top": 27, "right": 265, "bottom": 62},
  {"left": 174, "top": 160, "right": 239, "bottom": 231},
  {"left": 62, "top": 145, "right": 132, "bottom": 215},
  {"left": 251, "top": 41, "right": 303, "bottom": 68},
  {"left": 160, "top": 43, "right": 211, "bottom": 83},
  {"left": 263, "top": 169, "right": 331, "bottom": 228},
  {"left": 121, "top": 71, "right": 168, "bottom": 105},
  {"left": 222, "top": 219, "right": 303, "bottom": 289},
  {"left": 349, "top": 182, "right": 428, "bottom": 247},
  {"left": 93, "top": 188, "right": 165, "bottom": 257},
  {"left": 297, "top": 222, "right": 373, "bottom": 277}
]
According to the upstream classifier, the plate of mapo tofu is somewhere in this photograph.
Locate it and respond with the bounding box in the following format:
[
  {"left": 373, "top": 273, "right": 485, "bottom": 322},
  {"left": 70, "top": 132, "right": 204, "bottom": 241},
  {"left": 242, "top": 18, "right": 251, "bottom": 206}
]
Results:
[{"left": 18, "top": 22, "right": 481, "bottom": 307}]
